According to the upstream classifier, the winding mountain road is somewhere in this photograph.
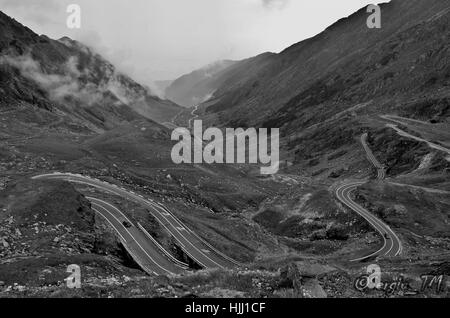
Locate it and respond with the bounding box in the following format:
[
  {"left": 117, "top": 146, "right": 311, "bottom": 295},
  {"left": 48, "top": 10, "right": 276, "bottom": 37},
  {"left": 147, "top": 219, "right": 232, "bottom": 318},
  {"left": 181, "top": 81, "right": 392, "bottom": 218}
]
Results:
[
  {"left": 336, "top": 182, "right": 402, "bottom": 262},
  {"left": 335, "top": 134, "right": 402, "bottom": 262},
  {"left": 361, "top": 133, "right": 386, "bottom": 180},
  {"left": 188, "top": 105, "right": 200, "bottom": 129},
  {"left": 32, "top": 173, "right": 242, "bottom": 275},
  {"left": 91, "top": 197, "right": 186, "bottom": 276},
  {"left": 386, "top": 123, "right": 450, "bottom": 156}
]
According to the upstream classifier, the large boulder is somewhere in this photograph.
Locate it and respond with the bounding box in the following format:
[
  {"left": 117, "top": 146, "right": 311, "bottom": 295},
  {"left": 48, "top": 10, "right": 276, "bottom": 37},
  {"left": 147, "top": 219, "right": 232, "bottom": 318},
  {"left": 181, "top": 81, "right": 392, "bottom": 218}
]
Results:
[{"left": 278, "top": 261, "right": 336, "bottom": 298}]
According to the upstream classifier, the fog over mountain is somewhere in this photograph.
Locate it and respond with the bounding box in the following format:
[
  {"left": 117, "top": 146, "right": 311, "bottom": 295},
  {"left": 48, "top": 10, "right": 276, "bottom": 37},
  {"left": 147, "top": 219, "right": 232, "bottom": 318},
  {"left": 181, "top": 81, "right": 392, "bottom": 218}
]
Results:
[
  {"left": 0, "top": 12, "right": 182, "bottom": 127},
  {"left": 0, "top": 0, "right": 375, "bottom": 84}
]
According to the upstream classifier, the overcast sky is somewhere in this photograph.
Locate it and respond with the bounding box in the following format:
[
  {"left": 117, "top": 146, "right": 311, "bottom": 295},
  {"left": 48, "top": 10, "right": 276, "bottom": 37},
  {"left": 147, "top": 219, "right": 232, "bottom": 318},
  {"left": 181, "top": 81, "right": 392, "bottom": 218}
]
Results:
[{"left": 0, "top": 0, "right": 380, "bottom": 85}]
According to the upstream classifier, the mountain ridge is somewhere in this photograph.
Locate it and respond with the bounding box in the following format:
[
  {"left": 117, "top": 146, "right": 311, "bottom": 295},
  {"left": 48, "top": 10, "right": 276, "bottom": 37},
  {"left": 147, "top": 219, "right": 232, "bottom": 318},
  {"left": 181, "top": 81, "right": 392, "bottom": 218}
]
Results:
[
  {"left": 165, "top": 59, "right": 238, "bottom": 107},
  {"left": 194, "top": 0, "right": 449, "bottom": 130},
  {"left": 0, "top": 10, "right": 183, "bottom": 129}
]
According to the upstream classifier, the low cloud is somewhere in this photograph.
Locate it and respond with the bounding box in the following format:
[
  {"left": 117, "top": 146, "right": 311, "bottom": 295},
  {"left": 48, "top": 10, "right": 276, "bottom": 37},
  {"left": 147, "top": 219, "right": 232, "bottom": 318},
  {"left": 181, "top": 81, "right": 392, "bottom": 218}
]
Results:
[
  {"left": 0, "top": 53, "right": 140, "bottom": 107},
  {"left": 0, "top": 54, "right": 97, "bottom": 105}
]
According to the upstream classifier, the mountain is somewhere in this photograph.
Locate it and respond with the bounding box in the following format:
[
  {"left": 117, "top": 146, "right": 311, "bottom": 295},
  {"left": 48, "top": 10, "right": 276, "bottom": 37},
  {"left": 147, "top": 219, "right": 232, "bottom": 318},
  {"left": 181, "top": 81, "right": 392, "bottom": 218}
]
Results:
[
  {"left": 153, "top": 79, "right": 173, "bottom": 97},
  {"left": 1, "top": 3, "right": 450, "bottom": 298},
  {"left": 190, "top": 0, "right": 450, "bottom": 256},
  {"left": 0, "top": 11, "right": 182, "bottom": 128},
  {"left": 0, "top": 10, "right": 285, "bottom": 297},
  {"left": 165, "top": 60, "right": 237, "bottom": 107},
  {"left": 196, "top": 0, "right": 449, "bottom": 130}
]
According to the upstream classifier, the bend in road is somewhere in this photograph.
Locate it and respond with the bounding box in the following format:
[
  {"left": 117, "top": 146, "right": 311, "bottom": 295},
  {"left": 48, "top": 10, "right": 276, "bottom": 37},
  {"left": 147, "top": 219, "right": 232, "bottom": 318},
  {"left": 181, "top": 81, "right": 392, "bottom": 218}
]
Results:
[
  {"left": 361, "top": 133, "right": 386, "bottom": 180},
  {"left": 335, "top": 182, "right": 402, "bottom": 262},
  {"left": 33, "top": 173, "right": 243, "bottom": 270},
  {"left": 189, "top": 105, "right": 200, "bottom": 129},
  {"left": 335, "top": 134, "right": 402, "bottom": 262},
  {"left": 90, "top": 198, "right": 184, "bottom": 276},
  {"left": 386, "top": 124, "right": 450, "bottom": 156}
]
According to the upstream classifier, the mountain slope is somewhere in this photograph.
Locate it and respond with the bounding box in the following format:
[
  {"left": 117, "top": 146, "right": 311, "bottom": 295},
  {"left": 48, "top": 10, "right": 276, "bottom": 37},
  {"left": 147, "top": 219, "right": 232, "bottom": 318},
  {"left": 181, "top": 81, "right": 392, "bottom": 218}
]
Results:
[
  {"left": 181, "top": 0, "right": 450, "bottom": 268},
  {"left": 0, "top": 9, "right": 287, "bottom": 282},
  {"left": 1, "top": 4, "right": 450, "bottom": 298},
  {"left": 165, "top": 60, "right": 237, "bottom": 107},
  {"left": 0, "top": 11, "right": 182, "bottom": 129},
  {"left": 197, "top": 0, "right": 449, "bottom": 130}
]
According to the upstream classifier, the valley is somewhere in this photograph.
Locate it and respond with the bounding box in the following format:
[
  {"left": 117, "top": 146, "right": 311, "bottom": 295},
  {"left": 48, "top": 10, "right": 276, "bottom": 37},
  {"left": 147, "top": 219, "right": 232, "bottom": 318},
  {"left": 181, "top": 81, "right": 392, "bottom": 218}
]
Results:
[{"left": 0, "top": 0, "right": 449, "bottom": 298}]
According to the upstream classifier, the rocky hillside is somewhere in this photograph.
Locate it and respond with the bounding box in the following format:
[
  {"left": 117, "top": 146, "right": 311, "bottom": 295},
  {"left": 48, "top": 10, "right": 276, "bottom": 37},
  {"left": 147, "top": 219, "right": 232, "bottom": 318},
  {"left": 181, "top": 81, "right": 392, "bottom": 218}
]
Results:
[
  {"left": 196, "top": 0, "right": 449, "bottom": 130},
  {"left": 0, "top": 177, "right": 141, "bottom": 290},
  {"left": 186, "top": 0, "right": 450, "bottom": 270},
  {"left": 0, "top": 11, "right": 182, "bottom": 129}
]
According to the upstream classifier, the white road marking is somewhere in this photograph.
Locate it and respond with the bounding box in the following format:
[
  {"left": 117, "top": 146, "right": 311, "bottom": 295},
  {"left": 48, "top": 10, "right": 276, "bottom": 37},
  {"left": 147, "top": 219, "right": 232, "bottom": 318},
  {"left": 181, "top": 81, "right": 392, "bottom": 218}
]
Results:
[
  {"left": 33, "top": 173, "right": 240, "bottom": 269},
  {"left": 92, "top": 202, "right": 175, "bottom": 276},
  {"left": 93, "top": 208, "right": 127, "bottom": 242}
]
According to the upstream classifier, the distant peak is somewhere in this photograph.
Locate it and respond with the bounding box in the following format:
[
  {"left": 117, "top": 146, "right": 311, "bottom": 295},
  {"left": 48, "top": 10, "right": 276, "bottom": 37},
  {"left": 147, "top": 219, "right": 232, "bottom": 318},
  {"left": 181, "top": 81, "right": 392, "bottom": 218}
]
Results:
[
  {"left": 58, "top": 36, "right": 73, "bottom": 42},
  {"left": 58, "top": 36, "right": 78, "bottom": 46}
]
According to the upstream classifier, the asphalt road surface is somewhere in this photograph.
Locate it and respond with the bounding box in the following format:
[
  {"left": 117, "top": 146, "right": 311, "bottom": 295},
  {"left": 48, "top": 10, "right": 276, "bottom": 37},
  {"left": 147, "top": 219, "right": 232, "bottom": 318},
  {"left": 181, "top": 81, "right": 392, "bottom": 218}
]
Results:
[
  {"left": 361, "top": 133, "right": 386, "bottom": 180},
  {"left": 33, "top": 173, "right": 242, "bottom": 274},
  {"left": 335, "top": 182, "right": 403, "bottom": 262},
  {"left": 90, "top": 197, "right": 186, "bottom": 276},
  {"left": 335, "top": 134, "right": 402, "bottom": 262}
]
